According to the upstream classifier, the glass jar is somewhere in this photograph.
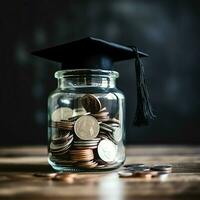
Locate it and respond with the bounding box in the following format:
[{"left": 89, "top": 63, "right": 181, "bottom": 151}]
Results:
[{"left": 48, "top": 69, "right": 125, "bottom": 172}]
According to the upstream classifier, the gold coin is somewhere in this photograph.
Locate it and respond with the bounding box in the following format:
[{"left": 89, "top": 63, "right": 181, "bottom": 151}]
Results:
[{"left": 74, "top": 116, "right": 99, "bottom": 140}]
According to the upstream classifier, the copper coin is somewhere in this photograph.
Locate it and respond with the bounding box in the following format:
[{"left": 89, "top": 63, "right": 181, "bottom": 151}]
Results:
[
  {"left": 69, "top": 149, "right": 94, "bottom": 161},
  {"left": 81, "top": 94, "right": 102, "bottom": 114},
  {"left": 133, "top": 171, "right": 152, "bottom": 179}
]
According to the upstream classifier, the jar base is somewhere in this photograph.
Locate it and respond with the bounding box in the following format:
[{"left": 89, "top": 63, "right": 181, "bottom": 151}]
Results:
[{"left": 48, "top": 157, "right": 125, "bottom": 172}]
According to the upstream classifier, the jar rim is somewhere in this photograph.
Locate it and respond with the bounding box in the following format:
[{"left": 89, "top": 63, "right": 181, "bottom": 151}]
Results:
[{"left": 55, "top": 69, "right": 119, "bottom": 79}]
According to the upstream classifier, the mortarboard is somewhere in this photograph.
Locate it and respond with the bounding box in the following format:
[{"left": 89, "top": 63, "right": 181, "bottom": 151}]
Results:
[{"left": 32, "top": 37, "right": 156, "bottom": 126}]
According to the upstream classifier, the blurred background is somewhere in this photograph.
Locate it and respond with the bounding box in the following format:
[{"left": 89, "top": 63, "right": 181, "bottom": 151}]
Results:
[{"left": 0, "top": 0, "right": 199, "bottom": 145}]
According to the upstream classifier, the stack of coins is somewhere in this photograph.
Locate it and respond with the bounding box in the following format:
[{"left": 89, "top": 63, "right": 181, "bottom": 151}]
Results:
[
  {"left": 73, "top": 138, "right": 101, "bottom": 149},
  {"left": 50, "top": 132, "right": 73, "bottom": 156},
  {"left": 118, "top": 164, "right": 172, "bottom": 179},
  {"left": 49, "top": 93, "right": 123, "bottom": 170},
  {"left": 91, "top": 107, "right": 110, "bottom": 122},
  {"left": 50, "top": 121, "right": 74, "bottom": 131}
]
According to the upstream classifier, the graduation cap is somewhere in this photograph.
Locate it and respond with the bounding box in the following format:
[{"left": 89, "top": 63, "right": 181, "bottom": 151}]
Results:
[{"left": 32, "top": 37, "right": 156, "bottom": 126}]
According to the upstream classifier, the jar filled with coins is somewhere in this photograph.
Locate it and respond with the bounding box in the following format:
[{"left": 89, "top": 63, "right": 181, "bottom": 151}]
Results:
[
  {"left": 33, "top": 37, "right": 156, "bottom": 172},
  {"left": 48, "top": 69, "right": 126, "bottom": 171}
]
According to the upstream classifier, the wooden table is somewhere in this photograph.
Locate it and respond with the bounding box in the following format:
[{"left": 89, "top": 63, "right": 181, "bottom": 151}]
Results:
[{"left": 0, "top": 146, "right": 200, "bottom": 200}]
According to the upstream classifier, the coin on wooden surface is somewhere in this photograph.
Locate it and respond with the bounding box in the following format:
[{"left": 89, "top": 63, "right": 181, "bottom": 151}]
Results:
[
  {"left": 74, "top": 115, "right": 100, "bottom": 140},
  {"left": 81, "top": 94, "right": 102, "bottom": 114},
  {"left": 128, "top": 166, "right": 150, "bottom": 172},
  {"left": 97, "top": 139, "right": 117, "bottom": 162},
  {"left": 151, "top": 164, "right": 172, "bottom": 172},
  {"left": 124, "top": 164, "right": 145, "bottom": 168},
  {"left": 51, "top": 107, "right": 73, "bottom": 122},
  {"left": 132, "top": 171, "right": 152, "bottom": 179},
  {"left": 118, "top": 170, "right": 133, "bottom": 177},
  {"left": 52, "top": 173, "right": 76, "bottom": 183}
]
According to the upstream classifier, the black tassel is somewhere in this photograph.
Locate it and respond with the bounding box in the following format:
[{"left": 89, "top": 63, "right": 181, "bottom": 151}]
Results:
[{"left": 131, "top": 47, "right": 156, "bottom": 126}]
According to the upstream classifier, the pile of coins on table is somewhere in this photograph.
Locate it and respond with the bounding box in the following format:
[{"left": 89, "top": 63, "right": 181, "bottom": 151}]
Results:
[
  {"left": 33, "top": 163, "right": 172, "bottom": 183},
  {"left": 118, "top": 164, "right": 172, "bottom": 180},
  {"left": 49, "top": 94, "right": 124, "bottom": 170}
]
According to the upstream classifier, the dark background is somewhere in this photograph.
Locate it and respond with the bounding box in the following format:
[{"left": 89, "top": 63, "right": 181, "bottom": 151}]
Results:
[{"left": 0, "top": 0, "right": 199, "bottom": 145}]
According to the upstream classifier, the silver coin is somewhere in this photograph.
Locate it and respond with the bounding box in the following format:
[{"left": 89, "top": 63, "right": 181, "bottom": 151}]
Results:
[
  {"left": 151, "top": 165, "right": 172, "bottom": 172},
  {"left": 74, "top": 138, "right": 100, "bottom": 143},
  {"left": 52, "top": 132, "right": 70, "bottom": 141},
  {"left": 100, "top": 123, "right": 115, "bottom": 131},
  {"left": 100, "top": 126, "right": 113, "bottom": 133},
  {"left": 74, "top": 141, "right": 99, "bottom": 145},
  {"left": 128, "top": 166, "right": 150, "bottom": 172},
  {"left": 50, "top": 136, "right": 73, "bottom": 150},
  {"left": 51, "top": 107, "right": 73, "bottom": 122},
  {"left": 118, "top": 170, "right": 133, "bottom": 177},
  {"left": 73, "top": 143, "right": 98, "bottom": 147},
  {"left": 113, "top": 127, "right": 122, "bottom": 143},
  {"left": 124, "top": 163, "right": 145, "bottom": 168},
  {"left": 74, "top": 115, "right": 100, "bottom": 140},
  {"left": 97, "top": 139, "right": 117, "bottom": 162}
]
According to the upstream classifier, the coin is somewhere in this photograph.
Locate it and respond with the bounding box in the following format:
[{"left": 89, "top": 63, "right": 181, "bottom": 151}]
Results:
[
  {"left": 132, "top": 171, "right": 152, "bottom": 179},
  {"left": 68, "top": 112, "right": 90, "bottom": 122},
  {"left": 52, "top": 173, "right": 76, "bottom": 183},
  {"left": 91, "top": 111, "right": 109, "bottom": 118},
  {"left": 50, "top": 134, "right": 73, "bottom": 155},
  {"left": 124, "top": 164, "right": 145, "bottom": 168},
  {"left": 69, "top": 149, "right": 94, "bottom": 162},
  {"left": 128, "top": 166, "right": 150, "bottom": 172},
  {"left": 74, "top": 115, "right": 100, "bottom": 140},
  {"left": 150, "top": 171, "right": 159, "bottom": 177},
  {"left": 72, "top": 107, "right": 87, "bottom": 116},
  {"left": 51, "top": 107, "right": 73, "bottom": 122},
  {"left": 151, "top": 165, "right": 172, "bottom": 172},
  {"left": 100, "top": 123, "right": 115, "bottom": 132},
  {"left": 76, "top": 160, "right": 98, "bottom": 169},
  {"left": 113, "top": 127, "right": 122, "bottom": 143},
  {"left": 118, "top": 170, "right": 133, "bottom": 177},
  {"left": 51, "top": 132, "right": 71, "bottom": 144},
  {"left": 81, "top": 94, "right": 102, "bottom": 114},
  {"left": 74, "top": 138, "right": 100, "bottom": 144},
  {"left": 105, "top": 118, "right": 120, "bottom": 125},
  {"left": 98, "top": 131, "right": 116, "bottom": 144},
  {"left": 97, "top": 139, "right": 117, "bottom": 162},
  {"left": 50, "top": 121, "right": 74, "bottom": 131}
]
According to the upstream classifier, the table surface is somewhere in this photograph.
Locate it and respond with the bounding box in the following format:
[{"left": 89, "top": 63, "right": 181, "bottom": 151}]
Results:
[{"left": 0, "top": 145, "right": 200, "bottom": 200}]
